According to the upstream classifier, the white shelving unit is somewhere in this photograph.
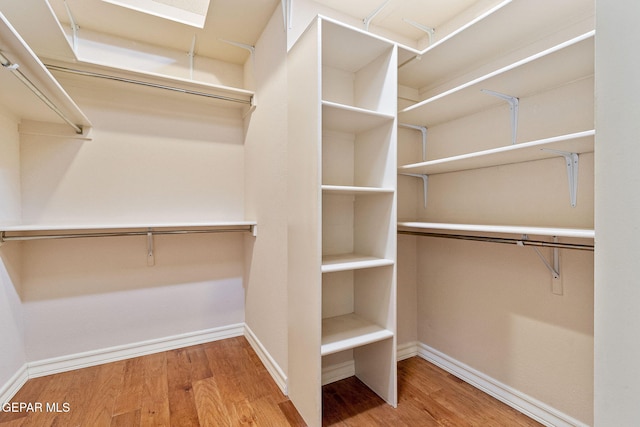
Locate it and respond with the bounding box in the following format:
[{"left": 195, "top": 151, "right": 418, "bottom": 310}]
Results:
[
  {"left": 397, "top": 0, "right": 595, "bottom": 241},
  {"left": 288, "top": 16, "right": 397, "bottom": 426},
  {"left": 0, "top": 12, "right": 91, "bottom": 136}
]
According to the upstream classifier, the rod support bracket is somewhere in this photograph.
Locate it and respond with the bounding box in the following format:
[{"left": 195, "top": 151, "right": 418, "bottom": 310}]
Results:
[
  {"left": 521, "top": 234, "right": 560, "bottom": 280},
  {"left": 147, "top": 229, "right": 155, "bottom": 267}
]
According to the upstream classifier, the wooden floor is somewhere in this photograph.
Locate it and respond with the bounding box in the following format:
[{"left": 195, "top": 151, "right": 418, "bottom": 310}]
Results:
[{"left": 0, "top": 337, "right": 542, "bottom": 426}]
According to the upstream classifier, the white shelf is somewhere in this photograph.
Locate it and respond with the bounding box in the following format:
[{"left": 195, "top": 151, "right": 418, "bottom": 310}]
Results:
[
  {"left": 45, "top": 58, "right": 254, "bottom": 110},
  {"left": 399, "top": 32, "right": 594, "bottom": 127},
  {"left": 322, "top": 254, "right": 394, "bottom": 273},
  {"left": 322, "top": 101, "right": 394, "bottom": 133},
  {"left": 321, "top": 313, "right": 394, "bottom": 356},
  {"left": 322, "top": 185, "right": 394, "bottom": 195},
  {"left": 398, "top": 222, "right": 594, "bottom": 239},
  {"left": 399, "top": 130, "right": 594, "bottom": 175},
  {"left": 0, "top": 12, "right": 91, "bottom": 131},
  {"left": 398, "top": 0, "right": 593, "bottom": 90}
]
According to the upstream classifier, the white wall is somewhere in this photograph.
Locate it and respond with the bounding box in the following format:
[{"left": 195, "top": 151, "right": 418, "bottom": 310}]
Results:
[
  {"left": 243, "top": 4, "right": 289, "bottom": 381},
  {"left": 594, "top": 0, "right": 640, "bottom": 425},
  {"left": 0, "top": 109, "right": 26, "bottom": 396}
]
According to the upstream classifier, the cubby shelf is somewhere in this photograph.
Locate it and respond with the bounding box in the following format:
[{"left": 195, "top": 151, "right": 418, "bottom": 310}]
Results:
[
  {"left": 322, "top": 101, "right": 394, "bottom": 133},
  {"left": 398, "top": 130, "right": 594, "bottom": 175},
  {"left": 397, "top": 222, "right": 594, "bottom": 239},
  {"left": 322, "top": 185, "right": 394, "bottom": 195},
  {"left": 321, "top": 313, "right": 394, "bottom": 356},
  {"left": 321, "top": 254, "right": 394, "bottom": 273},
  {"left": 399, "top": 31, "right": 594, "bottom": 127}
]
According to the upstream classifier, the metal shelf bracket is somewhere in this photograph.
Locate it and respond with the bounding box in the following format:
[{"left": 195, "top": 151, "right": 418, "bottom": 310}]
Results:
[
  {"left": 542, "top": 148, "right": 579, "bottom": 207},
  {"left": 482, "top": 89, "right": 519, "bottom": 145},
  {"left": 399, "top": 123, "right": 428, "bottom": 161},
  {"left": 400, "top": 173, "right": 428, "bottom": 208},
  {"left": 402, "top": 19, "right": 436, "bottom": 45},
  {"left": 363, "top": 0, "right": 390, "bottom": 31}
]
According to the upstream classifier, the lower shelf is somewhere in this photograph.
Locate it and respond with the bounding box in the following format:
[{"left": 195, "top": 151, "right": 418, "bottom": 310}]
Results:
[{"left": 321, "top": 313, "right": 394, "bottom": 356}]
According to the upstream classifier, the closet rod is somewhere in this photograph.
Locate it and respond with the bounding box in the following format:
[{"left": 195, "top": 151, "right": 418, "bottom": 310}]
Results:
[
  {"left": 398, "top": 230, "right": 594, "bottom": 251},
  {"left": 45, "top": 64, "right": 253, "bottom": 105},
  {"left": 0, "top": 227, "right": 253, "bottom": 243}
]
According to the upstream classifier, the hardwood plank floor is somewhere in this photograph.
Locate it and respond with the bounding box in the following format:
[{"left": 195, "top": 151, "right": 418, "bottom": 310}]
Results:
[{"left": 0, "top": 337, "right": 542, "bottom": 426}]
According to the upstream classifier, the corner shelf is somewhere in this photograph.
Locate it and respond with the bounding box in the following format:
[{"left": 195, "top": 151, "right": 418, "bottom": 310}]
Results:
[
  {"left": 399, "top": 31, "right": 594, "bottom": 127},
  {"left": 321, "top": 313, "right": 394, "bottom": 356},
  {"left": 0, "top": 12, "right": 91, "bottom": 134}
]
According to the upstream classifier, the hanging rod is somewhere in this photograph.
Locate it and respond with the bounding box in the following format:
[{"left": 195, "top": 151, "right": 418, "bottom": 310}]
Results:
[
  {"left": 398, "top": 230, "right": 594, "bottom": 251},
  {"left": 45, "top": 64, "right": 253, "bottom": 106},
  {"left": 0, "top": 226, "right": 255, "bottom": 243}
]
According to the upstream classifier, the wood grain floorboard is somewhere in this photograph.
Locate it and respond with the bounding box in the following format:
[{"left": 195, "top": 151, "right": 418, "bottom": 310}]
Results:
[{"left": 0, "top": 337, "right": 544, "bottom": 426}]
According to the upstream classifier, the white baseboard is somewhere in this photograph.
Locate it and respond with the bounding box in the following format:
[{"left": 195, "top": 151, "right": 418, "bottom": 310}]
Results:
[
  {"left": 243, "top": 324, "right": 287, "bottom": 395},
  {"left": 397, "top": 341, "right": 419, "bottom": 361},
  {"left": 417, "top": 342, "right": 589, "bottom": 427},
  {"left": 322, "top": 361, "right": 354, "bottom": 385},
  {"left": 28, "top": 323, "right": 245, "bottom": 379},
  {"left": 0, "top": 364, "right": 28, "bottom": 404}
]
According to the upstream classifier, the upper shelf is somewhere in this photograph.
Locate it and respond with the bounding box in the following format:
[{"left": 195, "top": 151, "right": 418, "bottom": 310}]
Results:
[
  {"left": 399, "top": 31, "right": 594, "bottom": 127},
  {"left": 399, "top": 130, "right": 594, "bottom": 175},
  {"left": 45, "top": 59, "right": 255, "bottom": 111},
  {"left": 0, "top": 12, "right": 91, "bottom": 134},
  {"left": 398, "top": 0, "right": 594, "bottom": 90}
]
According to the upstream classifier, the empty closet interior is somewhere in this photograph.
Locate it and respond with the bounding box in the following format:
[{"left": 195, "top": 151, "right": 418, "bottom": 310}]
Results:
[{"left": 1, "top": 0, "right": 595, "bottom": 426}]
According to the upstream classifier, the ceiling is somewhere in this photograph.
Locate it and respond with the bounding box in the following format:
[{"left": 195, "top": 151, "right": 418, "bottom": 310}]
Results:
[{"left": 42, "top": 0, "right": 483, "bottom": 65}]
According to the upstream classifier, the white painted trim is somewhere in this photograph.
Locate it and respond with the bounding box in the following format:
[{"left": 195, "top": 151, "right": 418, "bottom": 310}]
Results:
[
  {"left": 28, "top": 323, "right": 244, "bottom": 378},
  {"left": 322, "top": 360, "right": 354, "bottom": 385},
  {"left": 243, "top": 324, "right": 288, "bottom": 395},
  {"left": 0, "top": 364, "right": 28, "bottom": 404},
  {"left": 417, "top": 342, "right": 589, "bottom": 427},
  {"left": 397, "top": 341, "right": 419, "bottom": 361}
]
